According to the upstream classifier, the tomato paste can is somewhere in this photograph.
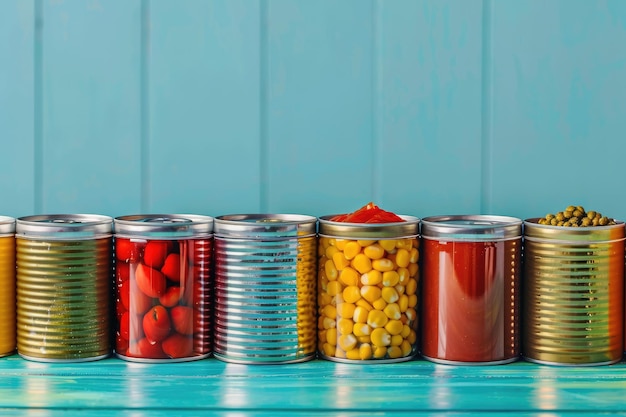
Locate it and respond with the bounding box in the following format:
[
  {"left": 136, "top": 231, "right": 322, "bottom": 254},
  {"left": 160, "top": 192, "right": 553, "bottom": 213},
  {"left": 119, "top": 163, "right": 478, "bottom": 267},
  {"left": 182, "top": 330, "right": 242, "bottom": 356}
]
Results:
[
  {"left": 213, "top": 214, "right": 317, "bottom": 364},
  {"left": 0, "top": 216, "right": 16, "bottom": 357},
  {"left": 317, "top": 215, "right": 420, "bottom": 363},
  {"left": 421, "top": 215, "right": 522, "bottom": 365},
  {"left": 523, "top": 219, "right": 625, "bottom": 366},
  {"left": 16, "top": 214, "right": 113, "bottom": 362},
  {"left": 113, "top": 214, "right": 214, "bottom": 363}
]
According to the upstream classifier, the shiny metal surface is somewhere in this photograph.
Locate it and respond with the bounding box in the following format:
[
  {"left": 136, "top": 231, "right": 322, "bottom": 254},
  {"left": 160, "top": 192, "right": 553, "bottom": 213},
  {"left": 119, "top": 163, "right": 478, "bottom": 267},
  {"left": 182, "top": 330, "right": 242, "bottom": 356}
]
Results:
[{"left": 0, "top": 220, "right": 16, "bottom": 356}]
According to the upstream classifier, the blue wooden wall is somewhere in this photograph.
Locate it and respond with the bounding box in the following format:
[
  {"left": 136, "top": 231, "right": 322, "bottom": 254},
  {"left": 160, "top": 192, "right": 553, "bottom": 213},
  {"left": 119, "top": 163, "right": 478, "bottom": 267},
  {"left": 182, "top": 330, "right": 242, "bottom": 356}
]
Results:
[{"left": 1, "top": 0, "right": 625, "bottom": 222}]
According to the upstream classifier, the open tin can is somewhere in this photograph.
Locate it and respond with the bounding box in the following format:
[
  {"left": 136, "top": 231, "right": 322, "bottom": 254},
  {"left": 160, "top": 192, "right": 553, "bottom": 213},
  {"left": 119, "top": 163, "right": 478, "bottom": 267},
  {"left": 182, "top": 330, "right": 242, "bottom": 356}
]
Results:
[
  {"left": 16, "top": 214, "right": 113, "bottom": 362},
  {"left": 317, "top": 215, "right": 420, "bottom": 363},
  {"left": 213, "top": 214, "right": 317, "bottom": 364},
  {"left": 523, "top": 219, "right": 625, "bottom": 366},
  {"left": 0, "top": 216, "right": 16, "bottom": 357},
  {"left": 113, "top": 214, "right": 214, "bottom": 362},
  {"left": 420, "top": 215, "right": 522, "bottom": 365}
]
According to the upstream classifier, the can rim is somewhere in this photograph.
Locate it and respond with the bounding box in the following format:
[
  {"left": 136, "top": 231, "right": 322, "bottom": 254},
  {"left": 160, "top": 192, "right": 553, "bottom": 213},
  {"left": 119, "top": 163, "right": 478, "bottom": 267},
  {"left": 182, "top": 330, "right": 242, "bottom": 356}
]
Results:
[
  {"left": 523, "top": 217, "right": 626, "bottom": 242},
  {"left": 421, "top": 214, "right": 522, "bottom": 241},
  {"left": 214, "top": 214, "right": 316, "bottom": 239},
  {"left": 318, "top": 214, "right": 419, "bottom": 239},
  {"left": 0, "top": 216, "right": 15, "bottom": 235},
  {"left": 114, "top": 214, "right": 214, "bottom": 238},
  {"left": 16, "top": 214, "right": 112, "bottom": 239}
]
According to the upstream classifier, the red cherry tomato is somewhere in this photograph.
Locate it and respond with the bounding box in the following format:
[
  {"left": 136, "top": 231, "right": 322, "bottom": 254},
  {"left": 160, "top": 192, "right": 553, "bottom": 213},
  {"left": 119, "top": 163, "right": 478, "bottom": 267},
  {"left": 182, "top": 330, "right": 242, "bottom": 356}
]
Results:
[
  {"left": 116, "top": 262, "right": 130, "bottom": 285},
  {"left": 135, "top": 263, "right": 166, "bottom": 298},
  {"left": 159, "top": 286, "right": 182, "bottom": 308},
  {"left": 161, "top": 253, "right": 181, "bottom": 282},
  {"left": 162, "top": 333, "right": 193, "bottom": 359},
  {"left": 128, "top": 337, "right": 166, "bottom": 359},
  {"left": 115, "top": 334, "right": 129, "bottom": 355},
  {"left": 116, "top": 239, "right": 143, "bottom": 262},
  {"left": 142, "top": 305, "right": 171, "bottom": 343},
  {"left": 170, "top": 306, "right": 194, "bottom": 335},
  {"left": 143, "top": 241, "right": 171, "bottom": 269}
]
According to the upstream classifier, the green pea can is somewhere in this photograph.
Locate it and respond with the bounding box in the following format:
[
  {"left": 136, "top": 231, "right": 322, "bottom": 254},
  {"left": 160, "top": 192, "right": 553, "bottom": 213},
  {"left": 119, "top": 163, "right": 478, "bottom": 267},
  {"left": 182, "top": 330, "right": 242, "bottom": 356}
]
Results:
[
  {"left": 523, "top": 219, "right": 625, "bottom": 365},
  {"left": 16, "top": 214, "right": 113, "bottom": 362},
  {"left": 0, "top": 216, "right": 16, "bottom": 357}
]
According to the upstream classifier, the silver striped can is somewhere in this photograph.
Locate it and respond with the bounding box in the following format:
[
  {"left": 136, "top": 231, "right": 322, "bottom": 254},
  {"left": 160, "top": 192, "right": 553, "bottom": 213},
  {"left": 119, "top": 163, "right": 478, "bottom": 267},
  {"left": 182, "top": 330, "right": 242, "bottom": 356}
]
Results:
[
  {"left": 0, "top": 216, "right": 16, "bottom": 357},
  {"left": 16, "top": 214, "right": 113, "bottom": 362},
  {"left": 213, "top": 214, "right": 317, "bottom": 364},
  {"left": 523, "top": 219, "right": 625, "bottom": 365}
]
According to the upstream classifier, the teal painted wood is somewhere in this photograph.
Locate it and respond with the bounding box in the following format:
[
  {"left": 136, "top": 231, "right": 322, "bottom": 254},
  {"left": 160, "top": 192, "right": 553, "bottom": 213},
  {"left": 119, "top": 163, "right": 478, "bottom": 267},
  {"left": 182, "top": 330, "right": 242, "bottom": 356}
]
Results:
[
  {"left": 148, "top": 0, "right": 262, "bottom": 216},
  {"left": 265, "top": 0, "right": 375, "bottom": 216},
  {"left": 1, "top": 356, "right": 626, "bottom": 415},
  {"left": 377, "top": 0, "right": 484, "bottom": 219},
  {"left": 0, "top": 0, "right": 35, "bottom": 218},
  {"left": 40, "top": 0, "right": 142, "bottom": 216},
  {"left": 489, "top": 0, "right": 626, "bottom": 221}
]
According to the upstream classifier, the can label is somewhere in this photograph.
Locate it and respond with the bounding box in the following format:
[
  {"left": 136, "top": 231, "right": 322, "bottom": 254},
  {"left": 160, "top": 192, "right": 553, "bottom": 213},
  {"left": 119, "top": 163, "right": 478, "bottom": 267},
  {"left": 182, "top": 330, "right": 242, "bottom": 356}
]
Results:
[{"left": 0, "top": 234, "right": 16, "bottom": 357}]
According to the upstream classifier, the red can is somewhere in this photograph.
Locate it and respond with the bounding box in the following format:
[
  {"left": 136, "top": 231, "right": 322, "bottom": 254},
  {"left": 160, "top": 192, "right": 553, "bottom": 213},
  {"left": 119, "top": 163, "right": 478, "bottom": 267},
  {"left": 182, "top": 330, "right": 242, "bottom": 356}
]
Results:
[
  {"left": 113, "top": 214, "right": 213, "bottom": 362},
  {"left": 420, "top": 215, "right": 522, "bottom": 365}
]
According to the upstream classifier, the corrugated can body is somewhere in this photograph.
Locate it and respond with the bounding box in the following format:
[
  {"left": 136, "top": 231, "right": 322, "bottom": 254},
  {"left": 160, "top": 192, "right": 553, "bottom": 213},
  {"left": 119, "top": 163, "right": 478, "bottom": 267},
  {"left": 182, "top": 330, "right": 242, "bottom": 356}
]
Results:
[
  {"left": 0, "top": 216, "right": 16, "bottom": 357},
  {"left": 421, "top": 215, "right": 522, "bottom": 365},
  {"left": 317, "top": 216, "right": 420, "bottom": 363},
  {"left": 213, "top": 214, "right": 317, "bottom": 364},
  {"left": 113, "top": 214, "right": 214, "bottom": 363},
  {"left": 16, "top": 214, "right": 113, "bottom": 362},
  {"left": 523, "top": 219, "right": 625, "bottom": 365}
]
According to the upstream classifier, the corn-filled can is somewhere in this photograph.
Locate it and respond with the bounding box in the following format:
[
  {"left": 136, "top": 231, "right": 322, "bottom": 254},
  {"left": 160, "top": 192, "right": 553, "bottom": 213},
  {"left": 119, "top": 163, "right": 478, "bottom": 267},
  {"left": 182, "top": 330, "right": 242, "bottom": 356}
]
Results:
[
  {"left": 421, "top": 215, "right": 522, "bottom": 365},
  {"left": 16, "top": 214, "right": 113, "bottom": 362},
  {"left": 0, "top": 216, "right": 16, "bottom": 357},
  {"left": 317, "top": 215, "right": 420, "bottom": 363},
  {"left": 213, "top": 214, "right": 317, "bottom": 364},
  {"left": 523, "top": 219, "right": 625, "bottom": 366},
  {"left": 113, "top": 214, "right": 214, "bottom": 362}
]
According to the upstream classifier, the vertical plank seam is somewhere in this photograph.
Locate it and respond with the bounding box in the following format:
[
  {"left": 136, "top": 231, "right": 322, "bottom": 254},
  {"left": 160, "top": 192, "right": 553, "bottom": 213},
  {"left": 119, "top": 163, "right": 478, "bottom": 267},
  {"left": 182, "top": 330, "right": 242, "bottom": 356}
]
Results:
[
  {"left": 480, "top": 0, "right": 493, "bottom": 214},
  {"left": 34, "top": 0, "right": 43, "bottom": 214},
  {"left": 372, "top": 0, "right": 381, "bottom": 203},
  {"left": 140, "top": 0, "right": 151, "bottom": 212},
  {"left": 260, "top": 0, "right": 269, "bottom": 212}
]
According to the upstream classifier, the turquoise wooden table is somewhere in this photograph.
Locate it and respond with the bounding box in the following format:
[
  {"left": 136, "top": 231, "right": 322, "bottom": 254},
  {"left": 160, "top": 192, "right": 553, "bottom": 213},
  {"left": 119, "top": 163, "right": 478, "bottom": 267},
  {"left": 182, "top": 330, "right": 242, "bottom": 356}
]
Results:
[{"left": 1, "top": 356, "right": 625, "bottom": 416}]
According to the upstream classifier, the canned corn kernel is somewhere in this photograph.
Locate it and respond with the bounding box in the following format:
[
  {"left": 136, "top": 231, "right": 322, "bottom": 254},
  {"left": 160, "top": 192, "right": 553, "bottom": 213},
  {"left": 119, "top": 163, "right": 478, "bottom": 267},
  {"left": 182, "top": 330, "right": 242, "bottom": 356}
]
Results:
[
  {"left": 113, "top": 214, "right": 214, "bottom": 363},
  {"left": 317, "top": 215, "right": 420, "bottom": 363},
  {"left": 420, "top": 215, "right": 522, "bottom": 365},
  {"left": 0, "top": 216, "right": 16, "bottom": 357},
  {"left": 523, "top": 218, "right": 625, "bottom": 366},
  {"left": 213, "top": 214, "right": 317, "bottom": 364},
  {"left": 16, "top": 214, "right": 113, "bottom": 362}
]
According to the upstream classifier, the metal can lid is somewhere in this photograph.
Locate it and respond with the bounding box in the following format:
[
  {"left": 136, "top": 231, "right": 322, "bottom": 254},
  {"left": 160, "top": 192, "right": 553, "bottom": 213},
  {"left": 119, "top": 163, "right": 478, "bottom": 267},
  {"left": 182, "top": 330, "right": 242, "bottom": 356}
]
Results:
[
  {"left": 318, "top": 215, "right": 419, "bottom": 239},
  {"left": 214, "top": 214, "right": 316, "bottom": 239},
  {"left": 16, "top": 214, "right": 113, "bottom": 240},
  {"left": 0, "top": 216, "right": 16, "bottom": 235},
  {"left": 114, "top": 214, "right": 214, "bottom": 239},
  {"left": 523, "top": 218, "right": 626, "bottom": 243},
  {"left": 421, "top": 215, "right": 522, "bottom": 241}
]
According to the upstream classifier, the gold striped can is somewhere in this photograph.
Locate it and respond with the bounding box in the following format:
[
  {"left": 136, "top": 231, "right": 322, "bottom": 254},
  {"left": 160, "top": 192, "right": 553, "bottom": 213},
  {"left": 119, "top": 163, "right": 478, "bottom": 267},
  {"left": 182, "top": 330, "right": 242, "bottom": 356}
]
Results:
[
  {"left": 213, "top": 214, "right": 317, "bottom": 364},
  {"left": 0, "top": 216, "right": 16, "bottom": 357},
  {"left": 523, "top": 219, "right": 625, "bottom": 365},
  {"left": 16, "top": 214, "right": 113, "bottom": 362}
]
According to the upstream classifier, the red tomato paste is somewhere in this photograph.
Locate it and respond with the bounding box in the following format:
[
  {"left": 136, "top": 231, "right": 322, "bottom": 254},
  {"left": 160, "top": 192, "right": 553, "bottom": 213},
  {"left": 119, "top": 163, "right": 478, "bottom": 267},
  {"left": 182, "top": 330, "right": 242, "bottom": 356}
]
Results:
[{"left": 330, "top": 202, "right": 405, "bottom": 223}]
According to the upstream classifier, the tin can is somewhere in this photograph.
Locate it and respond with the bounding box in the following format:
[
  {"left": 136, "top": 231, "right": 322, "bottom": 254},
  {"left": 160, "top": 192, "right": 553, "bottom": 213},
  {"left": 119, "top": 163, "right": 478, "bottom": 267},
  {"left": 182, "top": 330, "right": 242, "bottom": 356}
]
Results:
[
  {"left": 421, "top": 215, "right": 522, "bottom": 365},
  {"left": 523, "top": 219, "right": 625, "bottom": 366},
  {"left": 213, "top": 214, "right": 317, "bottom": 364},
  {"left": 317, "top": 215, "right": 420, "bottom": 363},
  {"left": 113, "top": 214, "right": 214, "bottom": 363},
  {"left": 0, "top": 216, "right": 16, "bottom": 357},
  {"left": 16, "top": 214, "right": 113, "bottom": 362}
]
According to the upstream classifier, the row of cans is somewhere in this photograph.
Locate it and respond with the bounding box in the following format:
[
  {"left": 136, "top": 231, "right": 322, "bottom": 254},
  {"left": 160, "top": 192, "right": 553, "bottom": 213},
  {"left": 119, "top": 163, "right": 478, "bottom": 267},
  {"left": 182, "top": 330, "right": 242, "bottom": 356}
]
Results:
[{"left": 0, "top": 212, "right": 624, "bottom": 366}]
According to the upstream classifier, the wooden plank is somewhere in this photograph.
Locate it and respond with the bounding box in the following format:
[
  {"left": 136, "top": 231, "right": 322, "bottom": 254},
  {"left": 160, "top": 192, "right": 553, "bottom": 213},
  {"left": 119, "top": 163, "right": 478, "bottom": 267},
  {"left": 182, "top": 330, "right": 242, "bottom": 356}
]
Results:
[
  {"left": 1, "top": 357, "right": 626, "bottom": 414},
  {"left": 0, "top": 0, "right": 35, "bottom": 217},
  {"left": 147, "top": 0, "right": 261, "bottom": 216},
  {"left": 489, "top": 0, "right": 626, "bottom": 221},
  {"left": 265, "top": 0, "right": 374, "bottom": 216},
  {"left": 41, "top": 0, "right": 142, "bottom": 216},
  {"left": 377, "top": 0, "right": 484, "bottom": 218}
]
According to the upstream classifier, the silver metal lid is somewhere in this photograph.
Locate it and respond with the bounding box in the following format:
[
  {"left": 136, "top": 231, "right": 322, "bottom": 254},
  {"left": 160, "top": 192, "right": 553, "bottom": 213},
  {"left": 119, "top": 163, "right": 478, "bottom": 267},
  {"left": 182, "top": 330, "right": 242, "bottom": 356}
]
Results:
[
  {"left": 214, "top": 214, "right": 316, "bottom": 239},
  {"left": 0, "top": 216, "right": 15, "bottom": 236},
  {"left": 421, "top": 215, "right": 522, "bottom": 241},
  {"left": 318, "top": 215, "right": 419, "bottom": 239},
  {"left": 16, "top": 214, "right": 113, "bottom": 240},
  {"left": 114, "top": 214, "right": 213, "bottom": 238}
]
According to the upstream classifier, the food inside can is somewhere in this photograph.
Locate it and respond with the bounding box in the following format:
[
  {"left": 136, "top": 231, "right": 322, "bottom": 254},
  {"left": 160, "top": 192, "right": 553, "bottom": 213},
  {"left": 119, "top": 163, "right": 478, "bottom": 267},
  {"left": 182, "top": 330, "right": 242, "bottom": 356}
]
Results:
[{"left": 537, "top": 205, "right": 616, "bottom": 227}]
